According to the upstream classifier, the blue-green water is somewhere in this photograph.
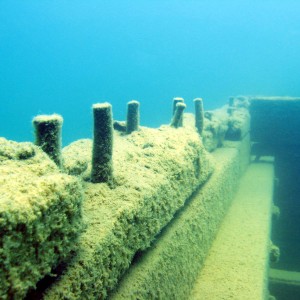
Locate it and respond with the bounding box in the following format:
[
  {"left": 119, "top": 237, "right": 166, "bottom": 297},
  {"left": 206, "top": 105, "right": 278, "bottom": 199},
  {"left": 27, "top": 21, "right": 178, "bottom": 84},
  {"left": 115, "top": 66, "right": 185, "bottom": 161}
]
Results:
[{"left": 1, "top": 1, "right": 300, "bottom": 145}]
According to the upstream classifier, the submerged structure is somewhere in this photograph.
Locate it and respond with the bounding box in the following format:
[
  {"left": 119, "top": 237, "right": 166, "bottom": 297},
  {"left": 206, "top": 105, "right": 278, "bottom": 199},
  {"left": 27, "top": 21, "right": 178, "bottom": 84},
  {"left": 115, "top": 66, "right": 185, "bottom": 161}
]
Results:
[{"left": 0, "top": 96, "right": 299, "bottom": 299}]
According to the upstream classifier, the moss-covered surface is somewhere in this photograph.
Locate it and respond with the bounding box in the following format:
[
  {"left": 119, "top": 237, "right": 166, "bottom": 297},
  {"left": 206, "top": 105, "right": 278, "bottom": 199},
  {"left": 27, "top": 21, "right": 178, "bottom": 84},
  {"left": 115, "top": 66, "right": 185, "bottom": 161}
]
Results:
[
  {"left": 44, "top": 125, "right": 214, "bottom": 299},
  {"left": 0, "top": 138, "right": 83, "bottom": 299},
  {"left": 184, "top": 110, "right": 228, "bottom": 153},
  {"left": 202, "top": 108, "right": 229, "bottom": 152},
  {"left": 224, "top": 133, "right": 250, "bottom": 175},
  {"left": 190, "top": 160, "right": 274, "bottom": 299},
  {"left": 185, "top": 103, "right": 250, "bottom": 154},
  {"left": 109, "top": 138, "right": 248, "bottom": 299},
  {"left": 62, "top": 139, "right": 92, "bottom": 178},
  {"left": 225, "top": 107, "right": 250, "bottom": 141}
]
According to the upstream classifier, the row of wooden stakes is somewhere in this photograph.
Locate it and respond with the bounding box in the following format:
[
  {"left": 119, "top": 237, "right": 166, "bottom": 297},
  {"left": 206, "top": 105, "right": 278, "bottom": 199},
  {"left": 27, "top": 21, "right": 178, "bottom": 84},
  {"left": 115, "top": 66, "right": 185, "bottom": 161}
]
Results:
[{"left": 32, "top": 97, "right": 205, "bottom": 184}]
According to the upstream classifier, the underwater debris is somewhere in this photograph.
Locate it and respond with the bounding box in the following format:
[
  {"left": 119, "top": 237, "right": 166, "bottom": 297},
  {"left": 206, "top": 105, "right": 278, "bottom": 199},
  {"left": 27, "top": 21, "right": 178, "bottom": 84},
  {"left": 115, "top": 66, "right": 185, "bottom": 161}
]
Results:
[
  {"left": 227, "top": 106, "right": 237, "bottom": 116},
  {"left": 228, "top": 96, "right": 235, "bottom": 107},
  {"left": 43, "top": 121, "right": 214, "bottom": 299},
  {"left": 0, "top": 95, "right": 257, "bottom": 299},
  {"left": 272, "top": 204, "right": 280, "bottom": 219},
  {"left": 0, "top": 138, "right": 35, "bottom": 161},
  {"left": 235, "top": 95, "right": 250, "bottom": 109},
  {"left": 126, "top": 100, "right": 140, "bottom": 134},
  {"left": 202, "top": 108, "right": 229, "bottom": 152},
  {"left": 113, "top": 120, "right": 127, "bottom": 132},
  {"left": 91, "top": 103, "right": 114, "bottom": 184},
  {"left": 270, "top": 242, "right": 280, "bottom": 264},
  {"left": 228, "top": 95, "right": 250, "bottom": 115},
  {"left": 172, "top": 97, "right": 184, "bottom": 114},
  {"left": 204, "top": 110, "right": 213, "bottom": 120},
  {"left": 32, "top": 114, "right": 63, "bottom": 168},
  {"left": 225, "top": 108, "right": 250, "bottom": 141},
  {"left": 171, "top": 102, "right": 186, "bottom": 128},
  {"left": 0, "top": 138, "right": 82, "bottom": 299},
  {"left": 62, "top": 139, "right": 92, "bottom": 177},
  {"left": 172, "top": 97, "right": 184, "bottom": 127},
  {"left": 194, "top": 98, "right": 204, "bottom": 135}
]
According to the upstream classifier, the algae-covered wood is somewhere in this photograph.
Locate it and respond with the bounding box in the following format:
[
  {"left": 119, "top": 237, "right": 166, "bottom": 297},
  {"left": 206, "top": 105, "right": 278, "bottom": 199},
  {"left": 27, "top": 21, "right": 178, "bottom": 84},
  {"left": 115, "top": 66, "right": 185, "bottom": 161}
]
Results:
[
  {"left": 44, "top": 125, "right": 214, "bottom": 299},
  {"left": 0, "top": 138, "right": 83, "bottom": 299}
]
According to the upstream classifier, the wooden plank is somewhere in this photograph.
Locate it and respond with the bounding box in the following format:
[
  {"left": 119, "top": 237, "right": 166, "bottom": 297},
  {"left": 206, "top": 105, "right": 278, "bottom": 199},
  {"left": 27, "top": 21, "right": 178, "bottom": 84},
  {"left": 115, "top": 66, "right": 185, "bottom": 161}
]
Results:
[
  {"left": 190, "top": 160, "right": 274, "bottom": 300},
  {"left": 269, "top": 269, "right": 300, "bottom": 287}
]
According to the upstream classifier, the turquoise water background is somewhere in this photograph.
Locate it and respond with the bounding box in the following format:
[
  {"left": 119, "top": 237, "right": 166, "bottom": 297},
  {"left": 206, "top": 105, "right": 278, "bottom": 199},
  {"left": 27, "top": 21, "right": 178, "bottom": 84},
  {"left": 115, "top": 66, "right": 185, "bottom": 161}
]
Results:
[{"left": 1, "top": 1, "right": 300, "bottom": 145}]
